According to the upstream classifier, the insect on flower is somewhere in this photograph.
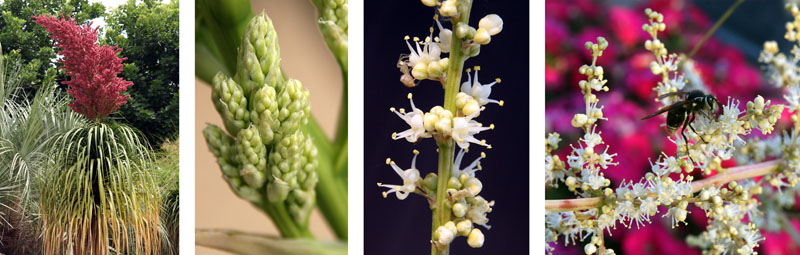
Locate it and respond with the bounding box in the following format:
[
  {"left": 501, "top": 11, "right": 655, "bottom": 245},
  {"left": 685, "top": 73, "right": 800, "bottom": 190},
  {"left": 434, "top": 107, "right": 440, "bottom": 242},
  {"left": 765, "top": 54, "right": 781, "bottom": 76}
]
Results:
[{"left": 642, "top": 90, "right": 722, "bottom": 159}]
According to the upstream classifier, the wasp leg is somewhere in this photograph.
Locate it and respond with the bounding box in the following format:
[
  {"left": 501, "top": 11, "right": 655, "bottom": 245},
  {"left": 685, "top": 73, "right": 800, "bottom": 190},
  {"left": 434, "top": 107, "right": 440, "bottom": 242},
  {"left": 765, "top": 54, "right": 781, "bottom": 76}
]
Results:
[
  {"left": 680, "top": 112, "right": 697, "bottom": 166},
  {"left": 687, "top": 112, "right": 707, "bottom": 143}
]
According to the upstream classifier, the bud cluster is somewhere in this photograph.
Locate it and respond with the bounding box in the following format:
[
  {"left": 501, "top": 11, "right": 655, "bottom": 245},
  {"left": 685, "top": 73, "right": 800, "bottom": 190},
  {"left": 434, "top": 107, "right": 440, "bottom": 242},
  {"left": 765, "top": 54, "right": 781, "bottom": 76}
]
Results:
[{"left": 204, "top": 13, "right": 318, "bottom": 228}]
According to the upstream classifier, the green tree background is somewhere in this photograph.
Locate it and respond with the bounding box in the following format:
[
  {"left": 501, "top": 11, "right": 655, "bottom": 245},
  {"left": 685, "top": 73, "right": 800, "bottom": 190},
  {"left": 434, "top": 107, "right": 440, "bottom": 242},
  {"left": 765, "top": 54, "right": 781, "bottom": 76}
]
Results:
[{"left": 0, "top": 0, "right": 179, "bottom": 147}]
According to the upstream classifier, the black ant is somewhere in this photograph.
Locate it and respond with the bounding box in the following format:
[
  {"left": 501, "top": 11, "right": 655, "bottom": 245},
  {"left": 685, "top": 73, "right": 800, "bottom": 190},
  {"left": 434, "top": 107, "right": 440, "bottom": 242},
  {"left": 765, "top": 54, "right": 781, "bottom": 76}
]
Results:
[{"left": 642, "top": 90, "right": 722, "bottom": 163}]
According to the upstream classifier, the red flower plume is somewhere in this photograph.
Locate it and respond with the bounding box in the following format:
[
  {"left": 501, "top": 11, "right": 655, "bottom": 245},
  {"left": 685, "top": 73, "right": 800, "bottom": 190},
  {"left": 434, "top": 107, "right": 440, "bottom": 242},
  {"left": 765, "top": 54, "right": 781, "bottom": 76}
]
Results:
[{"left": 33, "top": 14, "right": 132, "bottom": 122}]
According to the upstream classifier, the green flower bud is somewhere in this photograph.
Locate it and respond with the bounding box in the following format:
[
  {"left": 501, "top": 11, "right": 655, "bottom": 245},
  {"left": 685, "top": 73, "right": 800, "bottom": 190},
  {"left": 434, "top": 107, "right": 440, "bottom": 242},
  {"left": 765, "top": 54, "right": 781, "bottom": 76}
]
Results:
[
  {"left": 468, "top": 43, "right": 481, "bottom": 57},
  {"left": 423, "top": 172, "right": 438, "bottom": 191},
  {"left": 274, "top": 79, "right": 311, "bottom": 141},
  {"left": 236, "top": 12, "right": 285, "bottom": 96},
  {"left": 204, "top": 124, "right": 241, "bottom": 177},
  {"left": 212, "top": 73, "right": 250, "bottom": 136},
  {"left": 250, "top": 86, "right": 279, "bottom": 144},
  {"left": 267, "top": 177, "right": 290, "bottom": 202},
  {"left": 226, "top": 176, "right": 261, "bottom": 203},
  {"left": 237, "top": 126, "right": 268, "bottom": 188},
  {"left": 268, "top": 130, "right": 319, "bottom": 225},
  {"left": 311, "top": 0, "right": 348, "bottom": 69}
]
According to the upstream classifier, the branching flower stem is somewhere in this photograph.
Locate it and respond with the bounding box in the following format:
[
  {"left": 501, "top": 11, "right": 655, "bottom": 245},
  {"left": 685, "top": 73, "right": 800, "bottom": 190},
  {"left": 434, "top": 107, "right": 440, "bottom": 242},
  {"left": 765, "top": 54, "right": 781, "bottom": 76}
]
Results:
[
  {"left": 433, "top": 1, "right": 473, "bottom": 254},
  {"left": 687, "top": 0, "right": 744, "bottom": 59},
  {"left": 545, "top": 160, "right": 781, "bottom": 212}
]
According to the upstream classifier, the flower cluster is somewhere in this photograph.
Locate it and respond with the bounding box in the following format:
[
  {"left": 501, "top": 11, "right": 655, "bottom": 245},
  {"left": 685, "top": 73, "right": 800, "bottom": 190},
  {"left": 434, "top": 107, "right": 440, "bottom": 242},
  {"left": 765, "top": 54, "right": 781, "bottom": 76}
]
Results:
[
  {"left": 545, "top": 38, "right": 618, "bottom": 197},
  {"left": 391, "top": 70, "right": 500, "bottom": 149},
  {"left": 546, "top": 7, "right": 795, "bottom": 255},
  {"left": 397, "top": 5, "right": 503, "bottom": 87},
  {"left": 33, "top": 14, "right": 133, "bottom": 122},
  {"left": 642, "top": 8, "right": 783, "bottom": 172},
  {"left": 379, "top": 0, "right": 504, "bottom": 250}
]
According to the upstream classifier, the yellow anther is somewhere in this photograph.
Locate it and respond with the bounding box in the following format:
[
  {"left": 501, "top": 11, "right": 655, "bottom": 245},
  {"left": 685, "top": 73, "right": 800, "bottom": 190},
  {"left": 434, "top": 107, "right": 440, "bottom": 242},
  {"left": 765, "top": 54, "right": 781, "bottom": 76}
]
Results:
[
  {"left": 390, "top": 107, "right": 396, "bottom": 112},
  {"left": 386, "top": 158, "right": 392, "bottom": 164},
  {"left": 413, "top": 149, "right": 420, "bottom": 155},
  {"left": 480, "top": 152, "right": 486, "bottom": 158},
  {"left": 377, "top": 182, "right": 382, "bottom": 186},
  {"left": 408, "top": 93, "right": 413, "bottom": 99},
  {"left": 430, "top": 27, "right": 434, "bottom": 33},
  {"left": 474, "top": 66, "right": 481, "bottom": 71},
  {"left": 413, "top": 37, "right": 420, "bottom": 42},
  {"left": 466, "top": 68, "right": 472, "bottom": 73},
  {"left": 495, "top": 78, "right": 501, "bottom": 83},
  {"left": 489, "top": 124, "right": 495, "bottom": 129},
  {"left": 499, "top": 100, "right": 505, "bottom": 106},
  {"left": 404, "top": 35, "right": 410, "bottom": 40}
]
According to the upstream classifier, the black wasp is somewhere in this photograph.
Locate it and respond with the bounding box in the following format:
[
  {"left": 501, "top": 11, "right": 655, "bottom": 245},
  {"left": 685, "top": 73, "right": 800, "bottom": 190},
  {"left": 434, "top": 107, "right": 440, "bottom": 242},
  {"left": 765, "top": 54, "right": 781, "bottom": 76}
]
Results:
[{"left": 642, "top": 90, "right": 721, "bottom": 158}]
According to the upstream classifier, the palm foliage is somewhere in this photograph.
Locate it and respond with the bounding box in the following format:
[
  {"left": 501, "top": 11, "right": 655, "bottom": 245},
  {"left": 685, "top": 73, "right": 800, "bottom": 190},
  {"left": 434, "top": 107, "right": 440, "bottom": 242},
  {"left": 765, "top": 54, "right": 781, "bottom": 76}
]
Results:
[
  {"left": 40, "top": 123, "right": 161, "bottom": 255},
  {"left": 0, "top": 42, "right": 88, "bottom": 253}
]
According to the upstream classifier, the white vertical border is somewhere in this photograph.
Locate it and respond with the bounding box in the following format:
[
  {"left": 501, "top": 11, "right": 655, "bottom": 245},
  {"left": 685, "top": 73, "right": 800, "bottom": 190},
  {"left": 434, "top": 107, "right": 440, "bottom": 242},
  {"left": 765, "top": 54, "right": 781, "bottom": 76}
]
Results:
[
  {"left": 178, "top": 0, "right": 196, "bottom": 253},
  {"left": 531, "top": 0, "right": 544, "bottom": 253},
  {"left": 348, "top": 0, "right": 365, "bottom": 254}
]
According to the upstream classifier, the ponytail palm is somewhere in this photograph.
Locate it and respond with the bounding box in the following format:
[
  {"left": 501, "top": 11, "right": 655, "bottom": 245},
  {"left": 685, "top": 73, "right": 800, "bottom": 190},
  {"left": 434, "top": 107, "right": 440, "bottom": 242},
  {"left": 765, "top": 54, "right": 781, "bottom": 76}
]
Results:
[
  {"left": 32, "top": 14, "right": 164, "bottom": 254},
  {"left": 40, "top": 123, "right": 161, "bottom": 254}
]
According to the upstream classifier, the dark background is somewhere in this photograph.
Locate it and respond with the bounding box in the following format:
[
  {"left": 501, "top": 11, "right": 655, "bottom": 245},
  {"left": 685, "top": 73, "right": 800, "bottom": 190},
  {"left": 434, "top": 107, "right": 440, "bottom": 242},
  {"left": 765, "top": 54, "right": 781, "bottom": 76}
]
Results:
[{"left": 364, "top": 1, "right": 529, "bottom": 254}]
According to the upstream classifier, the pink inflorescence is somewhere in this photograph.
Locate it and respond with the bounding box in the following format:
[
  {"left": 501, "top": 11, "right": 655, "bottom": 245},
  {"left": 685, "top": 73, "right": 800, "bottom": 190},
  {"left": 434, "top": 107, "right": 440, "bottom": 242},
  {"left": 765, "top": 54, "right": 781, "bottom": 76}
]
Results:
[{"left": 33, "top": 14, "right": 132, "bottom": 122}]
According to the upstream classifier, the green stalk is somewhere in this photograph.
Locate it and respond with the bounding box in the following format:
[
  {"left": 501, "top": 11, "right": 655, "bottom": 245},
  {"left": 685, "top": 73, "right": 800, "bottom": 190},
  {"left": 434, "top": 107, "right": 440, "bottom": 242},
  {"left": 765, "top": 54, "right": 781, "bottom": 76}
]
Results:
[
  {"left": 334, "top": 73, "right": 348, "bottom": 152},
  {"left": 304, "top": 118, "right": 348, "bottom": 240},
  {"left": 315, "top": 144, "right": 349, "bottom": 240},
  {"left": 432, "top": 2, "right": 472, "bottom": 254},
  {"left": 687, "top": 0, "right": 744, "bottom": 59},
  {"left": 259, "top": 201, "right": 314, "bottom": 239},
  {"left": 432, "top": 143, "right": 455, "bottom": 255}
]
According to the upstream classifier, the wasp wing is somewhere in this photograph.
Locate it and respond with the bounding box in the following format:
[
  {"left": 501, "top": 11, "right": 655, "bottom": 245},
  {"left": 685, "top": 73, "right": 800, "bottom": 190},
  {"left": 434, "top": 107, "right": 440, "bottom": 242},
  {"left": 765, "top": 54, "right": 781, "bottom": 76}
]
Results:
[
  {"left": 657, "top": 91, "right": 689, "bottom": 100},
  {"left": 641, "top": 101, "right": 691, "bottom": 120}
]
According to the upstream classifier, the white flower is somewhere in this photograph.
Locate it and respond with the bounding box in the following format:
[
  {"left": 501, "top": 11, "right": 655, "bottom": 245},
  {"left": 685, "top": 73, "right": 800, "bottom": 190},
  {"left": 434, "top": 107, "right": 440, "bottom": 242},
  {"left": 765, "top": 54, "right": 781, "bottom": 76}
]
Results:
[
  {"left": 451, "top": 110, "right": 493, "bottom": 149},
  {"left": 784, "top": 86, "right": 800, "bottom": 111},
  {"left": 582, "top": 172, "right": 606, "bottom": 190},
  {"left": 404, "top": 34, "right": 441, "bottom": 67},
  {"left": 467, "top": 196, "right": 494, "bottom": 228},
  {"left": 461, "top": 68, "right": 503, "bottom": 106},
  {"left": 453, "top": 148, "right": 484, "bottom": 177},
  {"left": 391, "top": 93, "right": 431, "bottom": 142},
  {"left": 435, "top": 19, "right": 452, "bottom": 53},
  {"left": 478, "top": 14, "right": 503, "bottom": 36},
  {"left": 378, "top": 151, "right": 422, "bottom": 200}
]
